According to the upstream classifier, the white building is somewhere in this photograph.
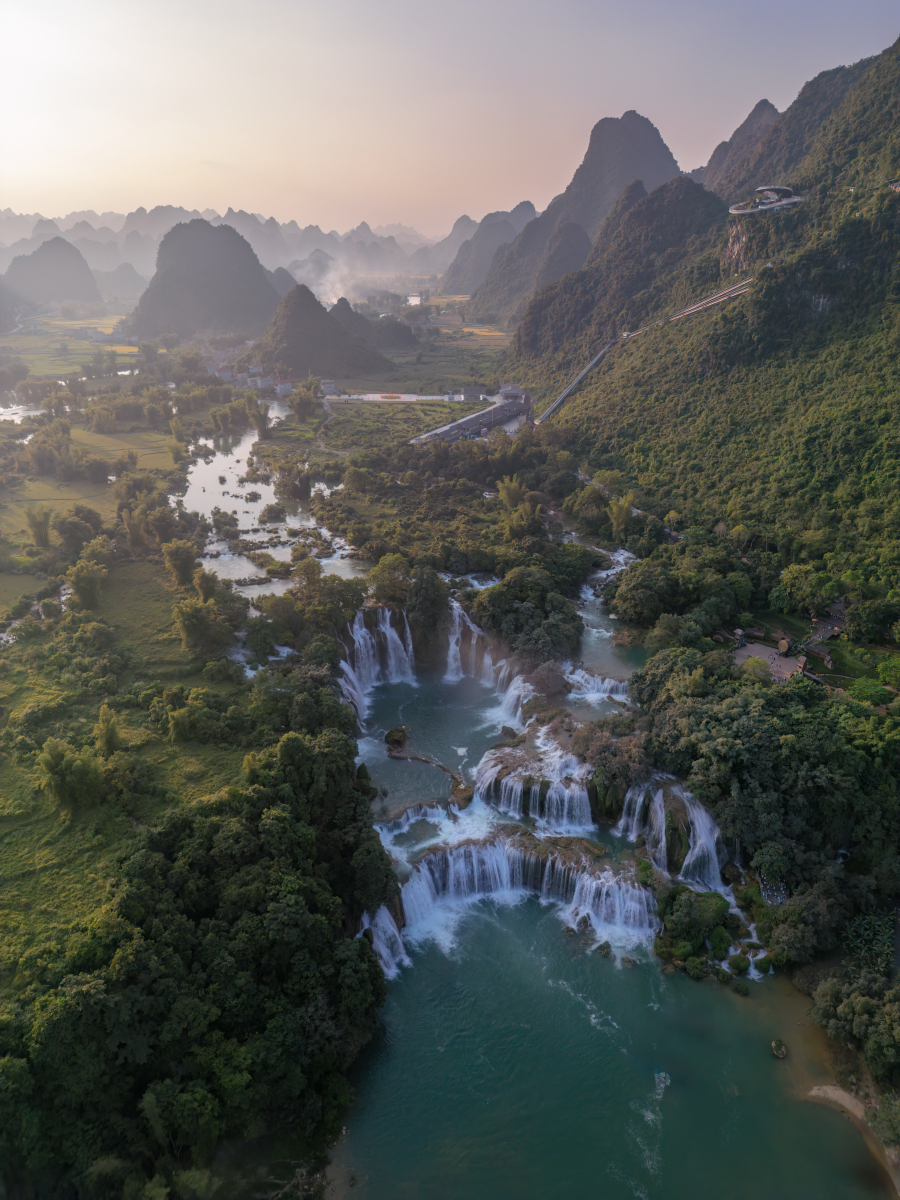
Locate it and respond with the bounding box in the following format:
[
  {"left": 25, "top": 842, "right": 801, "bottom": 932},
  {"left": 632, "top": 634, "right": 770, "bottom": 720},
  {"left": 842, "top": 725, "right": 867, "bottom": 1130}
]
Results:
[{"left": 320, "top": 379, "right": 338, "bottom": 397}]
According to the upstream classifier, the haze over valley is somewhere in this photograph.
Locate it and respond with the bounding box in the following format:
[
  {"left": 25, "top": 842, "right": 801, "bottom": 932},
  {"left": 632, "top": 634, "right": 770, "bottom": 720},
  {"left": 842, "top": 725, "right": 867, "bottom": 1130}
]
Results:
[{"left": 3, "top": 8, "right": 900, "bottom": 1200}]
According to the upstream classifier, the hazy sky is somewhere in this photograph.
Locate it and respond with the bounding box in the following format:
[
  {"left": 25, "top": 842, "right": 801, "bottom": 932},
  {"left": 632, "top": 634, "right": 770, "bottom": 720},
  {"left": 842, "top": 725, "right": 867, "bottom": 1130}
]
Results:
[{"left": 2, "top": 0, "right": 897, "bottom": 236}]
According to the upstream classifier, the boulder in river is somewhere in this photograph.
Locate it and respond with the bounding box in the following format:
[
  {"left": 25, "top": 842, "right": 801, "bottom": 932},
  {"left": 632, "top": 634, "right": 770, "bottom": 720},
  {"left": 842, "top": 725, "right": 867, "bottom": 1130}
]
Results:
[{"left": 385, "top": 725, "right": 410, "bottom": 748}]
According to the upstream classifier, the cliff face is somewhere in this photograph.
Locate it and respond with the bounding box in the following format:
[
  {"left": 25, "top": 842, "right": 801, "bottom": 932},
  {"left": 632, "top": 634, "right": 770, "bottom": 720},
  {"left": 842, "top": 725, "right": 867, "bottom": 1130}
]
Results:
[
  {"left": 128, "top": 220, "right": 279, "bottom": 339},
  {"left": 4, "top": 237, "right": 101, "bottom": 303},
  {"left": 248, "top": 286, "right": 393, "bottom": 378},
  {"left": 469, "top": 111, "right": 680, "bottom": 325}
]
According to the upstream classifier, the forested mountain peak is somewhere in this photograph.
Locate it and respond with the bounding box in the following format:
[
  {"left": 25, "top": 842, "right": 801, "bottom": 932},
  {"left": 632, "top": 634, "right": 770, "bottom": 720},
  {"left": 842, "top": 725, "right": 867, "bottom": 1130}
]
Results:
[
  {"left": 468, "top": 110, "right": 680, "bottom": 324},
  {"left": 128, "top": 219, "right": 279, "bottom": 339},
  {"left": 694, "top": 99, "right": 780, "bottom": 193},
  {"left": 705, "top": 56, "right": 878, "bottom": 201},
  {"left": 246, "top": 284, "right": 393, "bottom": 377},
  {"left": 504, "top": 33, "right": 900, "bottom": 571}
]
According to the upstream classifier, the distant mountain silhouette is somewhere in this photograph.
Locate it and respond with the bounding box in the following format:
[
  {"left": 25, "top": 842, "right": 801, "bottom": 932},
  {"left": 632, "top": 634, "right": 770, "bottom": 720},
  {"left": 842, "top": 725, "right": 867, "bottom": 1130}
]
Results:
[
  {"left": 441, "top": 202, "right": 537, "bottom": 295},
  {"left": 214, "top": 209, "right": 289, "bottom": 269},
  {"left": 127, "top": 219, "right": 279, "bottom": 339},
  {"left": 92, "top": 263, "right": 148, "bottom": 301},
  {"left": 408, "top": 214, "right": 480, "bottom": 274},
  {"left": 4, "top": 237, "right": 101, "bottom": 303},
  {"left": 266, "top": 267, "right": 298, "bottom": 297},
  {"left": 247, "top": 286, "right": 392, "bottom": 378},
  {"left": 469, "top": 111, "right": 681, "bottom": 325},
  {"left": 329, "top": 296, "right": 417, "bottom": 352},
  {"left": 689, "top": 100, "right": 779, "bottom": 192}
]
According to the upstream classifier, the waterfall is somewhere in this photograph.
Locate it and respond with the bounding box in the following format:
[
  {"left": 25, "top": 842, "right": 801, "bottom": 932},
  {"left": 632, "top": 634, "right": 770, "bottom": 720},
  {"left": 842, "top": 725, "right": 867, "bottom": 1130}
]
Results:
[
  {"left": 612, "top": 784, "right": 666, "bottom": 869},
  {"left": 379, "top": 607, "right": 416, "bottom": 685},
  {"left": 360, "top": 906, "right": 410, "bottom": 979},
  {"left": 444, "top": 599, "right": 495, "bottom": 683},
  {"left": 677, "top": 787, "right": 727, "bottom": 891},
  {"left": 564, "top": 668, "right": 630, "bottom": 703},
  {"left": 339, "top": 606, "right": 416, "bottom": 717},
  {"left": 646, "top": 787, "right": 668, "bottom": 873},
  {"left": 474, "top": 732, "right": 594, "bottom": 830},
  {"left": 401, "top": 839, "right": 657, "bottom": 946},
  {"left": 497, "top": 675, "right": 534, "bottom": 727},
  {"left": 377, "top": 803, "right": 453, "bottom": 837},
  {"left": 613, "top": 783, "right": 651, "bottom": 839}
]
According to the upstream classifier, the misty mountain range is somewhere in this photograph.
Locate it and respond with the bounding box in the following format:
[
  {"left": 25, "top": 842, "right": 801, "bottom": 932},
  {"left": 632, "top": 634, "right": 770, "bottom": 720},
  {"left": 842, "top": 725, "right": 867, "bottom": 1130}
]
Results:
[{"left": 1, "top": 50, "right": 882, "bottom": 339}]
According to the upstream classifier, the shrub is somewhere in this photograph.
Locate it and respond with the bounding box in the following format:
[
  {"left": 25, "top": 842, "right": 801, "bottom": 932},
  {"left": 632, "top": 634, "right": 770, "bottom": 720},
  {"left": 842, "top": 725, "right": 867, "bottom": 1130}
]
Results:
[
  {"left": 685, "top": 957, "right": 706, "bottom": 980},
  {"left": 709, "top": 925, "right": 732, "bottom": 959},
  {"left": 162, "top": 540, "right": 199, "bottom": 587},
  {"left": 729, "top": 954, "right": 751, "bottom": 974},
  {"left": 733, "top": 980, "right": 750, "bottom": 996},
  {"left": 66, "top": 558, "right": 107, "bottom": 609},
  {"left": 849, "top": 677, "right": 891, "bottom": 706}
]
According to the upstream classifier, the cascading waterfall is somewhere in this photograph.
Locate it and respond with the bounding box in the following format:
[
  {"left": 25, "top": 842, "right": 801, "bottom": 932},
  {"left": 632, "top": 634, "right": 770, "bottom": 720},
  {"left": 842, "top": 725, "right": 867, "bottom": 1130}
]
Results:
[
  {"left": 400, "top": 839, "right": 657, "bottom": 946},
  {"left": 677, "top": 786, "right": 727, "bottom": 891},
  {"left": 613, "top": 783, "right": 651, "bottom": 840},
  {"left": 564, "top": 668, "right": 630, "bottom": 703},
  {"left": 339, "top": 606, "right": 416, "bottom": 717},
  {"left": 614, "top": 779, "right": 728, "bottom": 888},
  {"left": 444, "top": 599, "right": 495, "bottom": 684},
  {"left": 474, "top": 733, "right": 595, "bottom": 829},
  {"left": 377, "top": 803, "right": 455, "bottom": 837},
  {"left": 361, "top": 906, "right": 410, "bottom": 979}
]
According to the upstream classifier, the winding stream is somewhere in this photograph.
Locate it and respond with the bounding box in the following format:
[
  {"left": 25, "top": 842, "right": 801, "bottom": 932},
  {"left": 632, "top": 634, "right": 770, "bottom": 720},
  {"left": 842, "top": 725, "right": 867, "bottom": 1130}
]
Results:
[{"left": 180, "top": 426, "right": 891, "bottom": 1200}]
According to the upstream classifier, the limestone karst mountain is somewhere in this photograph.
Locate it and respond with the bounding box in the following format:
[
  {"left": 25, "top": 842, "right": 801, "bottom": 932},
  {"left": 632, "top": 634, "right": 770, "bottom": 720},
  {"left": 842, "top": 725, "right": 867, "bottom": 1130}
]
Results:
[
  {"left": 441, "top": 202, "right": 537, "bottom": 295},
  {"left": 91, "top": 263, "right": 149, "bottom": 302},
  {"left": 690, "top": 99, "right": 780, "bottom": 192},
  {"left": 328, "top": 296, "right": 418, "bottom": 352},
  {"left": 127, "top": 219, "right": 279, "bottom": 339},
  {"left": 694, "top": 58, "right": 876, "bottom": 201},
  {"left": 469, "top": 111, "right": 681, "bottom": 324},
  {"left": 246, "top": 285, "right": 393, "bottom": 378},
  {"left": 4, "top": 237, "right": 101, "bottom": 304}
]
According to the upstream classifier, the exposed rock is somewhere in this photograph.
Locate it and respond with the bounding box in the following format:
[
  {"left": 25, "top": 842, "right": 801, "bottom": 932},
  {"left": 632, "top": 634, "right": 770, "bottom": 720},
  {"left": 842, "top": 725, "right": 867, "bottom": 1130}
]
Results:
[{"left": 384, "top": 725, "right": 410, "bottom": 747}]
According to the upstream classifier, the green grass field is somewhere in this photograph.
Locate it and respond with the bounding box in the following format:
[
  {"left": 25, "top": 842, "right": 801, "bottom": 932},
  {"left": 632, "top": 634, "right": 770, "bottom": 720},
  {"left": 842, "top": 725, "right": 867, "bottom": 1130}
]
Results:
[
  {"left": 0, "top": 311, "right": 141, "bottom": 377},
  {"left": 0, "top": 557, "right": 247, "bottom": 984},
  {"left": 318, "top": 399, "right": 483, "bottom": 455}
]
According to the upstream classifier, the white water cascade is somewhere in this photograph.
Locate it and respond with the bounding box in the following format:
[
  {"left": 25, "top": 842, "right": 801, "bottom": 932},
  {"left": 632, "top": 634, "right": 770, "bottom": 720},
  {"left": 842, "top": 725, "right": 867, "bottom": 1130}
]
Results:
[
  {"left": 564, "top": 668, "right": 630, "bottom": 703},
  {"left": 377, "top": 803, "right": 456, "bottom": 837},
  {"left": 677, "top": 786, "right": 727, "bottom": 891},
  {"left": 400, "top": 839, "right": 657, "bottom": 947},
  {"left": 361, "top": 906, "right": 410, "bottom": 979},
  {"left": 474, "top": 723, "right": 595, "bottom": 829},
  {"left": 613, "top": 783, "right": 669, "bottom": 871},
  {"left": 339, "top": 607, "right": 416, "bottom": 717},
  {"left": 444, "top": 599, "right": 495, "bottom": 684}
]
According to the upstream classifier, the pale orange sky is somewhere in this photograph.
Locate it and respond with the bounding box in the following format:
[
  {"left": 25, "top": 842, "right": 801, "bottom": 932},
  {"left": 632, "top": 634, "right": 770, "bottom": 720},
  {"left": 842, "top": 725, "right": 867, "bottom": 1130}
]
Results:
[{"left": 2, "top": 0, "right": 897, "bottom": 236}]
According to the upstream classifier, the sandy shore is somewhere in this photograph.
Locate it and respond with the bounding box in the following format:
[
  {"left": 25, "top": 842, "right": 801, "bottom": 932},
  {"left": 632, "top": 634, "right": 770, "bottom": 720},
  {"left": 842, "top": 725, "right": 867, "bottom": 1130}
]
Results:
[{"left": 808, "top": 1084, "right": 900, "bottom": 1197}]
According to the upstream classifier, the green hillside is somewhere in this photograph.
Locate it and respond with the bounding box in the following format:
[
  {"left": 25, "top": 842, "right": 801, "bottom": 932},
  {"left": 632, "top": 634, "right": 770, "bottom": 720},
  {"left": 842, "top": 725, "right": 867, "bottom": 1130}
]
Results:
[{"left": 505, "top": 37, "right": 900, "bottom": 570}]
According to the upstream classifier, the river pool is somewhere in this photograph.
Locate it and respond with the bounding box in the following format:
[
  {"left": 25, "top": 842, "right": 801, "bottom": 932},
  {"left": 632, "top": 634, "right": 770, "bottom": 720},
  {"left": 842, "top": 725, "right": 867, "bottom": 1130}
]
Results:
[{"left": 181, "top": 423, "right": 890, "bottom": 1200}]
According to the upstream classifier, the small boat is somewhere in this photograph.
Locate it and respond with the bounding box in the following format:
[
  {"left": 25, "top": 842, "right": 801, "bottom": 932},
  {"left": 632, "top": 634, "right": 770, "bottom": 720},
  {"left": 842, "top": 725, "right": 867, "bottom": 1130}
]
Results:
[{"left": 772, "top": 1039, "right": 787, "bottom": 1059}]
